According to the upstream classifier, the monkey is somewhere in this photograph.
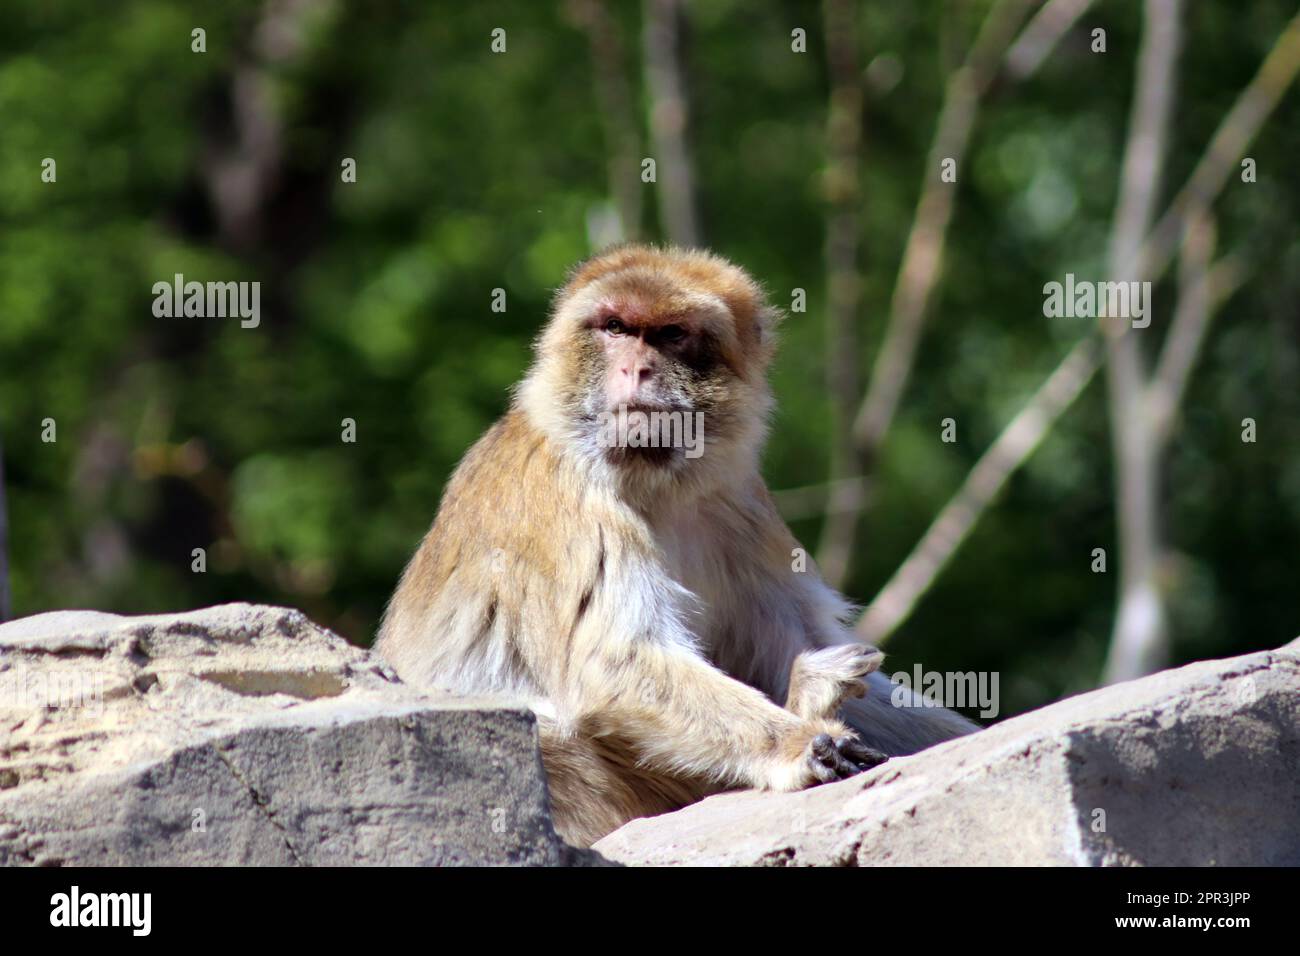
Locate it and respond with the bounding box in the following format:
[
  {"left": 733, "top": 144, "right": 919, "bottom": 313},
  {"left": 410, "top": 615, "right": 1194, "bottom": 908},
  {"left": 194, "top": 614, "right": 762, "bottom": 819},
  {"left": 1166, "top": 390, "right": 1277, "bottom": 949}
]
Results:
[{"left": 376, "top": 244, "right": 977, "bottom": 847}]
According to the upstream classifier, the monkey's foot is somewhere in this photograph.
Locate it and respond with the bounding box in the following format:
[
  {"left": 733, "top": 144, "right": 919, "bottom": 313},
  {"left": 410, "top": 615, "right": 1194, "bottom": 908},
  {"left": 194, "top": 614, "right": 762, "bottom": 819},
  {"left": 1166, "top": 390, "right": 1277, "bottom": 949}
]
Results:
[{"left": 786, "top": 643, "right": 884, "bottom": 721}]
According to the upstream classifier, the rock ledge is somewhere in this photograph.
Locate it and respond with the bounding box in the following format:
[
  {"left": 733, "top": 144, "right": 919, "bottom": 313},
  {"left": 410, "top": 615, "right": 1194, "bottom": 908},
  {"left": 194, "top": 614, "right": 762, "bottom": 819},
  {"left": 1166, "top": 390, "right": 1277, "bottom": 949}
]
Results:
[
  {"left": 0, "top": 603, "right": 589, "bottom": 865},
  {"left": 594, "top": 639, "right": 1300, "bottom": 866}
]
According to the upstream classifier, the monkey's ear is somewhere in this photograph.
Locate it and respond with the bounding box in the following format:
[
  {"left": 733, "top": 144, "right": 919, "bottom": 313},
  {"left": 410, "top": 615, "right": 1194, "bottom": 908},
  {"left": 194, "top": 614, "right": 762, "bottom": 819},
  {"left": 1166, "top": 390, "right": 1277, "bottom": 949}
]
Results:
[{"left": 755, "top": 302, "right": 783, "bottom": 353}]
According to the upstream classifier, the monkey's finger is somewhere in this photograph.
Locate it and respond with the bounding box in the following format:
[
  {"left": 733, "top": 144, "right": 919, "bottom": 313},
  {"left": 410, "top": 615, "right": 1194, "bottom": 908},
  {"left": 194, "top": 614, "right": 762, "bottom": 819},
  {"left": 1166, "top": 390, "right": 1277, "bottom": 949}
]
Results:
[
  {"left": 829, "top": 750, "right": 865, "bottom": 779},
  {"left": 848, "top": 646, "right": 885, "bottom": 676},
  {"left": 835, "top": 736, "right": 888, "bottom": 770},
  {"left": 834, "top": 734, "right": 865, "bottom": 756},
  {"left": 808, "top": 758, "right": 840, "bottom": 784},
  {"left": 837, "top": 738, "right": 887, "bottom": 769},
  {"left": 808, "top": 734, "right": 853, "bottom": 782},
  {"left": 823, "top": 643, "right": 883, "bottom": 676},
  {"left": 811, "top": 733, "right": 837, "bottom": 766},
  {"left": 810, "top": 734, "right": 863, "bottom": 780}
]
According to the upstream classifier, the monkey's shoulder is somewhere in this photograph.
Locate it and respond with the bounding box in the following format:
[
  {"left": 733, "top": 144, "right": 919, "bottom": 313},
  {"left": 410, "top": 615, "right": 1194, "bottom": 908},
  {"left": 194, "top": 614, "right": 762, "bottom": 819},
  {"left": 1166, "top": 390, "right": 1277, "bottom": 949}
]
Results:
[
  {"left": 443, "top": 409, "right": 555, "bottom": 497},
  {"left": 426, "top": 408, "right": 597, "bottom": 568}
]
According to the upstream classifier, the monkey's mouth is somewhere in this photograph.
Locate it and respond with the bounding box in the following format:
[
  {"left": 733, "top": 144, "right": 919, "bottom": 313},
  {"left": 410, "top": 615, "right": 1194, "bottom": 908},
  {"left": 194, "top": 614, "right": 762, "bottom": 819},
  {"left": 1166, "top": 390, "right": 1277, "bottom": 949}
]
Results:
[
  {"left": 605, "top": 443, "right": 679, "bottom": 468},
  {"left": 581, "top": 402, "right": 703, "bottom": 468},
  {"left": 607, "top": 400, "right": 687, "bottom": 415}
]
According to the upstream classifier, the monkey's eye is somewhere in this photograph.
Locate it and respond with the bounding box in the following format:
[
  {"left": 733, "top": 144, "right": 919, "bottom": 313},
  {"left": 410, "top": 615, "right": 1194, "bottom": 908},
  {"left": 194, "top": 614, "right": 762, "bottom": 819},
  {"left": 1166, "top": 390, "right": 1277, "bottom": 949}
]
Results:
[
  {"left": 603, "top": 317, "right": 627, "bottom": 335},
  {"left": 659, "top": 324, "right": 687, "bottom": 343}
]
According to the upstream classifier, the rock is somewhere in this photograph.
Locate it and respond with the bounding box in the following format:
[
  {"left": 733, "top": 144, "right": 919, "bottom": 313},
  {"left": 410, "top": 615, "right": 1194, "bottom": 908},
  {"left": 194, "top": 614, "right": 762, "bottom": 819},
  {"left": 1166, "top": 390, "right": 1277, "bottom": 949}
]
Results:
[
  {"left": 594, "top": 639, "right": 1300, "bottom": 866},
  {"left": 0, "top": 603, "right": 596, "bottom": 865},
  {"left": 7, "top": 603, "right": 1293, "bottom": 867}
]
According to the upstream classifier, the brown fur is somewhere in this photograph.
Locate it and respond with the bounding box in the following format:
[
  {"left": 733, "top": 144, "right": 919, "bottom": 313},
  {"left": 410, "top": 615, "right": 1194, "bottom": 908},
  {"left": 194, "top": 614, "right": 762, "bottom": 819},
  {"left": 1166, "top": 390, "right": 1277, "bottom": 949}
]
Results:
[{"left": 377, "top": 245, "right": 976, "bottom": 847}]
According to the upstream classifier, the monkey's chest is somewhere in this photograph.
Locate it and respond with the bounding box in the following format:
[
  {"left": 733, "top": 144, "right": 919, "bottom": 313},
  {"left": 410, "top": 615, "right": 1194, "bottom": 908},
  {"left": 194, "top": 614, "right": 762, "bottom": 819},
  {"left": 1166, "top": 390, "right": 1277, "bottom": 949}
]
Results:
[
  {"left": 650, "top": 512, "right": 803, "bottom": 699},
  {"left": 653, "top": 520, "right": 761, "bottom": 662}
]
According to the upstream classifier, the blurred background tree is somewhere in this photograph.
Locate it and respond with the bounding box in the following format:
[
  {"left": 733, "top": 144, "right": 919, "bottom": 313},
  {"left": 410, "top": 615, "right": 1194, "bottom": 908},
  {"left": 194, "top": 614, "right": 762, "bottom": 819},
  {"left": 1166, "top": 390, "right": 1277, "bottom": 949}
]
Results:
[{"left": 1, "top": 0, "right": 1297, "bottom": 722}]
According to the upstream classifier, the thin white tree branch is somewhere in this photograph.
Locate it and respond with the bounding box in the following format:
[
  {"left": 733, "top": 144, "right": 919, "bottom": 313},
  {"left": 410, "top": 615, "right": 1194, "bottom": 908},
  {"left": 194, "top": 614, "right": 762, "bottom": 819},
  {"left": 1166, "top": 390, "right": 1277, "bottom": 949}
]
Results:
[
  {"left": 857, "top": 337, "right": 1103, "bottom": 645},
  {"left": 1005, "top": 0, "right": 1096, "bottom": 79},
  {"left": 1099, "top": 0, "right": 1182, "bottom": 685},
  {"left": 853, "top": 2, "right": 1300, "bottom": 649},
  {"left": 852, "top": 0, "right": 1037, "bottom": 457},
  {"left": 1137, "top": 7, "right": 1300, "bottom": 282},
  {"left": 1148, "top": 224, "right": 1247, "bottom": 446},
  {"left": 643, "top": 0, "right": 701, "bottom": 247}
]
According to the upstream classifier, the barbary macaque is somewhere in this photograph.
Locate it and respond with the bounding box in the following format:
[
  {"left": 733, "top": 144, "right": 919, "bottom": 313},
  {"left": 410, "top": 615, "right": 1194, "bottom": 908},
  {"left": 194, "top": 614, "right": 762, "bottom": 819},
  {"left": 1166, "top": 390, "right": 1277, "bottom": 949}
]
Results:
[{"left": 377, "top": 245, "right": 976, "bottom": 846}]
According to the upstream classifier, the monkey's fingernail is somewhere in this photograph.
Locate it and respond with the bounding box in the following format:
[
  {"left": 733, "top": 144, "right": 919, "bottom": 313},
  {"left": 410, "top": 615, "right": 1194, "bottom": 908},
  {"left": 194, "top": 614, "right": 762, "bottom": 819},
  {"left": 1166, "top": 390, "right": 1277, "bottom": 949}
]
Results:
[
  {"left": 811, "top": 733, "right": 835, "bottom": 759},
  {"left": 833, "top": 753, "right": 861, "bottom": 778},
  {"left": 846, "top": 744, "right": 888, "bottom": 768}
]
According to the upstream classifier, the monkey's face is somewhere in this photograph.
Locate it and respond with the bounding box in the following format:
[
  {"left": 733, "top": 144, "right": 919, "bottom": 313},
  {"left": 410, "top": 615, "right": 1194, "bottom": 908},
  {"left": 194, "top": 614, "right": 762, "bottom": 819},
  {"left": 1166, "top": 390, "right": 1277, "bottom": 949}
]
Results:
[
  {"left": 580, "top": 290, "right": 728, "bottom": 468},
  {"left": 522, "top": 246, "right": 778, "bottom": 486}
]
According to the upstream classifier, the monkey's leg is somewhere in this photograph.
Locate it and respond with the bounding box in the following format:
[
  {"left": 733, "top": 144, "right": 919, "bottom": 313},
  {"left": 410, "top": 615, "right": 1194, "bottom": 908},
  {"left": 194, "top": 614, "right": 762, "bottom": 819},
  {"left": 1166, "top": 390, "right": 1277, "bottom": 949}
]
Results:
[
  {"left": 538, "top": 721, "right": 718, "bottom": 847},
  {"left": 785, "top": 643, "right": 882, "bottom": 721}
]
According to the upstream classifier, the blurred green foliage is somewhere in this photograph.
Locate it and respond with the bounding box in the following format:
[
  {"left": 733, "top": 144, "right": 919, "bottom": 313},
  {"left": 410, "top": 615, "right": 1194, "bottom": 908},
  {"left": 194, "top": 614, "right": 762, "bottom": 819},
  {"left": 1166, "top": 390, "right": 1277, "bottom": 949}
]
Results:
[{"left": 2, "top": 0, "right": 1297, "bottom": 719}]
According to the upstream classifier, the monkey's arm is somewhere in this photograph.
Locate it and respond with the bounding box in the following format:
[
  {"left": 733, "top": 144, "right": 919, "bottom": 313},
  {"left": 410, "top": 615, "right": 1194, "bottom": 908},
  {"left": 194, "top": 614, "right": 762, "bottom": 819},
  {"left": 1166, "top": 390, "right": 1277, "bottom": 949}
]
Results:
[{"left": 567, "top": 638, "right": 882, "bottom": 791}]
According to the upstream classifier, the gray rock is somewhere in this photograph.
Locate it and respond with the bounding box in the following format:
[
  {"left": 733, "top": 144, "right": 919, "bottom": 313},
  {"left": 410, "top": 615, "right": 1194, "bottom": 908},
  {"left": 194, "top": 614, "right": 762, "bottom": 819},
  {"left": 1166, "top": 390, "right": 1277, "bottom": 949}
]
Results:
[
  {"left": 0, "top": 603, "right": 595, "bottom": 865},
  {"left": 594, "top": 639, "right": 1300, "bottom": 866},
  {"left": 8, "top": 602, "right": 1293, "bottom": 867}
]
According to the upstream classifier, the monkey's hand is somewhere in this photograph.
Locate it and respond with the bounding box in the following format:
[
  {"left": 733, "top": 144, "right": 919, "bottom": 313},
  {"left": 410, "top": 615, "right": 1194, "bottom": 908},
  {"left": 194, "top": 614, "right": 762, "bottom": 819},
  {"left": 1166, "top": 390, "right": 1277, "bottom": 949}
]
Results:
[
  {"left": 768, "top": 720, "right": 888, "bottom": 790},
  {"left": 785, "top": 643, "right": 883, "bottom": 721},
  {"left": 559, "top": 638, "right": 886, "bottom": 795}
]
